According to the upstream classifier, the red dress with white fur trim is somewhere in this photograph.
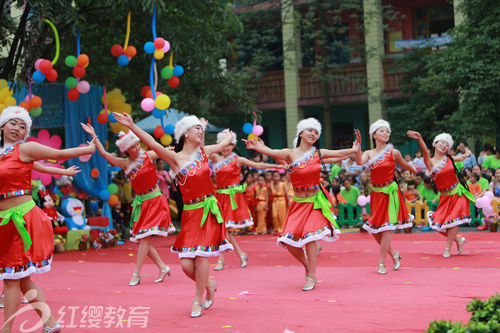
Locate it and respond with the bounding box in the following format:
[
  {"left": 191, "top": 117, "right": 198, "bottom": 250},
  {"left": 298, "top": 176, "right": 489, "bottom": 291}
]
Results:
[
  {"left": 171, "top": 147, "right": 233, "bottom": 258},
  {"left": 127, "top": 151, "right": 175, "bottom": 242}
]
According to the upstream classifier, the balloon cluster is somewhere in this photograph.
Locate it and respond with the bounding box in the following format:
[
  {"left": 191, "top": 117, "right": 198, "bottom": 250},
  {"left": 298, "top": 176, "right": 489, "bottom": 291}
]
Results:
[
  {"left": 476, "top": 191, "right": 495, "bottom": 216},
  {"left": 19, "top": 95, "right": 43, "bottom": 117},
  {"left": 140, "top": 86, "right": 171, "bottom": 112},
  {"left": 97, "top": 88, "right": 132, "bottom": 134},
  {"left": 91, "top": 170, "right": 120, "bottom": 205},
  {"left": 65, "top": 54, "right": 90, "bottom": 101},
  {"left": 161, "top": 64, "right": 184, "bottom": 88},
  {"left": 111, "top": 45, "right": 137, "bottom": 67},
  {"left": 153, "top": 123, "right": 174, "bottom": 146},
  {"left": 242, "top": 111, "right": 264, "bottom": 140},
  {"left": 33, "top": 59, "right": 58, "bottom": 83},
  {"left": 0, "top": 80, "right": 16, "bottom": 111},
  {"left": 357, "top": 195, "right": 371, "bottom": 206},
  {"left": 144, "top": 37, "right": 170, "bottom": 61}
]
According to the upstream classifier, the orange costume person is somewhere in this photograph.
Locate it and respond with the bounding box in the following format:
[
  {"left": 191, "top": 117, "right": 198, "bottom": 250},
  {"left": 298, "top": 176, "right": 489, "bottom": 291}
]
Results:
[
  {"left": 214, "top": 153, "right": 254, "bottom": 229},
  {"left": 363, "top": 145, "right": 413, "bottom": 233},
  {"left": 171, "top": 147, "right": 233, "bottom": 257},
  {"left": 254, "top": 183, "right": 269, "bottom": 234},
  {"left": 245, "top": 182, "right": 257, "bottom": 223},
  {"left": 270, "top": 181, "right": 287, "bottom": 233}
]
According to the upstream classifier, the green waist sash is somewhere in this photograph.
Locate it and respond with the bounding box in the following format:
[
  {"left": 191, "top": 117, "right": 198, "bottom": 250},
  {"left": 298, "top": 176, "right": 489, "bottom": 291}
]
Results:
[
  {"left": 293, "top": 191, "right": 339, "bottom": 229},
  {"left": 130, "top": 190, "right": 162, "bottom": 225},
  {"left": 0, "top": 200, "right": 35, "bottom": 253},
  {"left": 216, "top": 184, "right": 247, "bottom": 210},
  {"left": 184, "top": 195, "right": 224, "bottom": 228},
  {"left": 440, "top": 184, "right": 476, "bottom": 203},
  {"left": 372, "top": 181, "right": 399, "bottom": 223}
]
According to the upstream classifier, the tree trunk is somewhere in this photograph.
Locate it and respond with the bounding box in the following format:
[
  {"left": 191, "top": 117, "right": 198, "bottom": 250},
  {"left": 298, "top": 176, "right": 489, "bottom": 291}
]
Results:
[{"left": 317, "top": 0, "right": 332, "bottom": 149}]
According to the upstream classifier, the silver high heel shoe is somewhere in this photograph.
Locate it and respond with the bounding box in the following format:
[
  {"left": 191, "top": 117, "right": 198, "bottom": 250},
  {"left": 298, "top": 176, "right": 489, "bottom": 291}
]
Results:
[
  {"left": 392, "top": 252, "right": 402, "bottom": 270},
  {"left": 240, "top": 253, "right": 248, "bottom": 268},
  {"left": 378, "top": 264, "right": 387, "bottom": 275},
  {"left": 128, "top": 273, "right": 141, "bottom": 286},
  {"left": 302, "top": 276, "right": 317, "bottom": 291},
  {"left": 443, "top": 248, "right": 451, "bottom": 258},
  {"left": 42, "top": 322, "right": 62, "bottom": 332},
  {"left": 190, "top": 302, "right": 204, "bottom": 318},
  {"left": 456, "top": 237, "right": 467, "bottom": 255},
  {"left": 204, "top": 280, "right": 217, "bottom": 309},
  {"left": 154, "top": 266, "right": 171, "bottom": 283},
  {"left": 214, "top": 261, "right": 225, "bottom": 271}
]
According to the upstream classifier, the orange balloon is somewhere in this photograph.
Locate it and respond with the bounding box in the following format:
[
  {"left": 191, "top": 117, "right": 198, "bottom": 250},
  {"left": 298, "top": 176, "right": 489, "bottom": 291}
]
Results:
[
  {"left": 77, "top": 54, "right": 89, "bottom": 66},
  {"left": 91, "top": 168, "right": 100, "bottom": 178},
  {"left": 124, "top": 46, "right": 137, "bottom": 57},
  {"left": 108, "top": 194, "right": 119, "bottom": 206},
  {"left": 19, "top": 101, "right": 31, "bottom": 111},
  {"left": 30, "top": 96, "right": 42, "bottom": 108}
]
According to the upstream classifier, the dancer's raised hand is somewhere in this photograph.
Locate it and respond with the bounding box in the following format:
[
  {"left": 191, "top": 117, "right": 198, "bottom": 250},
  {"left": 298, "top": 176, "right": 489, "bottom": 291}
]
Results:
[
  {"left": 64, "top": 165, "right": 81, "bottom": 176},
  {"left": 354, "top": 129, "right": 362, "bottom": 147},
  {"left": 199, "top": 117, "right": 209, "bottom": 129},
  {"left": 113, "top": 112, "right": 134, "bottom": 128},
  {"left": 407, "top": 130, "right": 422, "bottom": 140},
  {"left": 242, "top": 138, "right": 265, "bottom": 150},
  {"left": 81, "top": 123, "right": 96, "bottom": 138}
]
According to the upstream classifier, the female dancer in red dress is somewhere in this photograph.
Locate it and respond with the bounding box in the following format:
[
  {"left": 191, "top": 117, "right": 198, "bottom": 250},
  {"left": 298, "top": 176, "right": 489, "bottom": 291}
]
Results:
[
  {"left": 81, "top": 123, "right": 175, "bottom": 286},
  {"left": 355, "top": 120, "right": 415, "bottom": 274},
  {"left": 211, "top": 130, "right": 282, "bottom": 271},
  {"left": 408, "top": 131, "right": 472, "bottom": 257},
  {"left": 113, "top": 112, "right": 233, "bottom": 318},
  {"left": 0, "top": 106, "right": 96, "bottom": 333},
  {"left": 244, "top": 118, "right": 359, "bottom": 291}
]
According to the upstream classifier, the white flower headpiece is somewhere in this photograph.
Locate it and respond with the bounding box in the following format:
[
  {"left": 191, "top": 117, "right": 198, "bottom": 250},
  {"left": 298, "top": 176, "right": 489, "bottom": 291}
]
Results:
[
  {"left": 0, "top": 106, "right": 33, "bottom": 142},
  {"left": 433, "top": 133, "right": 454, "bottom": 151},
  {"left": 174, "top": 115, "right": 205, "bottom": 143},
  {"left": 116, "top": 131, "right": 140, "bottom": 152},
  {"left": 217, "top": 129, "right": 236, "bottom": 145},
  {"left": 296, "top": 118, "right": 322, "bottom": 138},
  {"left": 369, "top": 119, "right": 391, "bottom": 137}
]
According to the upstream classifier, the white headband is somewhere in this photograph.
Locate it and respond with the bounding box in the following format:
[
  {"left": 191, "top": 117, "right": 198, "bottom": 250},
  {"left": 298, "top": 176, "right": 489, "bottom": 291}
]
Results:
[
  {"left": 369, "top": 119, "right": 391, "bottom": 137},
  {"left": 174, "top": 115, "right": 205, "bottom": 143},
  {"left": 296, "top": 118, "right": 322, "bottom": 138},
  {"left": 0, "top": 106, "right": 33, "bottom": 142},
  {"left": 217, "top": 129, "right": 236, "bottom": 145},
  {"left": 433, "top": 133, "right": 454, "bottom": 151},
  {"left": 116, "top": 131, "right": 140, "bottom": 152}
]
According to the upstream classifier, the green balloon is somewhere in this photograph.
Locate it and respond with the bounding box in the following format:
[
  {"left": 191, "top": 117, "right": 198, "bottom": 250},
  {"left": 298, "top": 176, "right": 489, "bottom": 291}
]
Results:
[
  {"left": 30, "top": 107, "right": 42, "bottom": 117},
  {"left": 107, "top": 183, "right": 118, "bottom": 195},
  {"left": 161, "top": 67, "right": 173, "bottom": 79},
  {"left": 65, "top": 77, "right": 77, "bottom": 89},
  {"left": 65, "top": 55, "right": 77, "bottom": 67}
]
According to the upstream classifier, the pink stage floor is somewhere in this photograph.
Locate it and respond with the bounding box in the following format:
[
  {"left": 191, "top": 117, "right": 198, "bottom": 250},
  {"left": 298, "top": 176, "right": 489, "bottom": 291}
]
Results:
[{"left": 3, "top": 229, "right": 500, "bottom": 332}]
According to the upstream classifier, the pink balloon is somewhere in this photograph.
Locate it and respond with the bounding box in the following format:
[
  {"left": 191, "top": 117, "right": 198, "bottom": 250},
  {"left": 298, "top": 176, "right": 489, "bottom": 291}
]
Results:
[
  {"left": 78, "top": 143, "right": 92, "bottom": 162},
  {"left": 357, "top": 195, "right": 368, "bottom": 206},
  {"left": 476, "top": 197, "right": 487, "bottom": 209},
  {"left": 252, "top": 125, "right": 264, "bottom": 136},
  {"left": 161, "top": 41, "right": 170, "bottom": 53},
  {"left": 24, "top": 94, "right": 35, "bottom": 101},
  {"left": 484, "top": 191, "right": 494, "bottom": 201},
  {"left": 483, "top": 205, "right": 494, "bottom": 216},
  {"left": 141, "top": 98, "right": 155, "bottom": 112},
  {"left": 76, "top": 80, "right": 90, "bottom": 94},
  {"left": 35, "top": 59, "right": 43, "bottom": 71},
  {"left": 367, "top": 195, "right": 371, "bottom": 203}
]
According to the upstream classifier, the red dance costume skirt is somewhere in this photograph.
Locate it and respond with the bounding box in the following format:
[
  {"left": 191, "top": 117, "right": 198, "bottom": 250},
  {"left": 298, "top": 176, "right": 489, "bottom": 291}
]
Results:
[
  {"left": 278, "top": 200, "right": 340, "bottom": 248},
  {"left": 130, "top": 194, "right": 175, "bottom": 242},
  {"left": 171, "top": 207, "right": 233, "bottom": 259},
  {"left": 215, "top": 192, "right": 254, "bottom": 229},
  {"left": 428, "top": 193, "right": 470, "bottom": 231},
  {"left": 363, "top": 190, "right": 413, "bottom": 234},
  {"left": 0, "top": 204, "right": 53, "bottom": 280}
]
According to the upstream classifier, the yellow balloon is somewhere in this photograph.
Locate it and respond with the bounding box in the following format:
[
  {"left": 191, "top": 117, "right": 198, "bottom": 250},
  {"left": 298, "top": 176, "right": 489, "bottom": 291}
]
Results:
[
  {"left": 120, "top": 103, "right": 132, "bottom": 114},
  {"left": 109, "top": 122, "right": 129, "bottom": 134},
  {"left": 248, "top": 133, "right": 258, "bottom": 140},
  {"left": 2, "top": 86, "right": 12, "bottom": 96},
  {"left": 0, "top": 104, "right": 5, "bottom": 112},
  {"left": 154, "top": 94, "right": 171, "bottom": 110},
  {"left": 161, "top": 134, "right": 172, "bottom": 146},
  {"left": 0, "top": 79, "right": 7, "bottom": 89},
  {"left": 154, "top": 49, "right": 164, "bottom": 60},
  {"left": 4, "top": 96, "right": 16, "bottom": 106}
]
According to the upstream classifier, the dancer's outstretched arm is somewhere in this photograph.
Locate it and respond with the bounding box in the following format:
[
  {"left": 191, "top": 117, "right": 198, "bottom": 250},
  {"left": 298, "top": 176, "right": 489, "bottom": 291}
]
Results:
[
  {"left": 34, "top": 163, "right": 81, "bottom": 176},
  {"left": 243, "top": 138, "right": 292, "bottom": 164},
  {"left": 81, "top": 123, "right": 128, "bottom": 169},
  {"left": 407, "top": 131, "right": 433, "bottom": 171},
  {"left": 236, "top": 157, "right": 284, "bottom": 170},
  {"left": 19, "top": 139, "right": 96, "bottom": 163},
  {"left": 320, "top": 130, "right": 360, "bottom": 159},
  {"left": 204, "top": 131, "right": 235, "bottom": 157},
  {"left": 393, "top": 149, "right": 417, "bottom": 174}
]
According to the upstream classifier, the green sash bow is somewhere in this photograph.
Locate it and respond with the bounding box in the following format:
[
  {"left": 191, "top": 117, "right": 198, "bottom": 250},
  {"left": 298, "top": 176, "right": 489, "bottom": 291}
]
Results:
[
  {"left": 0, "top": 200, "right": 35, "bottom": 253},
  {"left": 184, "top": 195, "right": 224, "bottom": 227},
  {"left": 440, "top": 184, "right": 476, "bottom": 204},
  {"left": 216, "top": 184, "right": 247, "bottom": 210},
  {"left": 293, "top": 191, "right": 339, "bottom": 229},
  {"left": 372, "top": 181, "right": 399, "bottom": 224},
  {"left": 130, "top": 191, "right": 162, "bottom": 226}
]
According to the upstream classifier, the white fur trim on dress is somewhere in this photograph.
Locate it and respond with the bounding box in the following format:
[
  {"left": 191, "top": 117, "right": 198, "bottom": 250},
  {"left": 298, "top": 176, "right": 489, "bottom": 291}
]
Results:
[
  {"left": 130, "top": 230, "right": 170, "bottom": 242},
  {"left": 174, "top": 115, "right": 205, "bottom": 143},
  {"left": 369, "top": 119, "right": 391, "bottom": 137},
  {"left": 286, "top": 146, "right": 316, "bottom": 168},
  {"left": 213, "top": 152, "right": 237, "bottom": 171},
  {"left": 217, "top": 129, "right": 236, "bottom": 145},
  {"left": 116, "top": 131, "right": 140, "bottom": 152},
  {"left": 172, "top": 147, "right": 201, "bottom": 177},
  {"left": 124, "top": 150, "right": 145, "bottom": 176},
  {"left": 296, "top": 118, "right": 322, "bottom": 138},
  {"left": 277, "top": 229, "right": 340, "bottom": 249},
  {"left": 174, "top": 243, "right": 234, "bottom": 259},
  {"left": 367, "top": 144, "right": 393, "bottom": 166},
  {"left": 0, "top": 258, "right": 52, "bottom": 280},
  {"left": 362, "top": 219, "right": 414, "bottom": 234},
  {"left": 433, "top": 133, "right": 454, "bottom": 151},
  {"left": 0, "top": 106, "right": 32, "bottom": 142}
]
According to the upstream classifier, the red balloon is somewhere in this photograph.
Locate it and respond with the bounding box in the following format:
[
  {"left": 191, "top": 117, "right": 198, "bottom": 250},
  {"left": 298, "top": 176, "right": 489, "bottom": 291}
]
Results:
[
  {"left": 168, "top": 76, "right": 180, "bottom": 88},
  {"left": 91, "top": 168, "right": 100, "bottom": 178},
  {"left": 97, "top": 113, "right": 108, "bottom": 124},
  {"left": 67, "top": 88, "right": 80, "bottom": 101},
  {"left": 141, "top": 86, "right": 151, "bottom": 98},
  {"left": 154, "top": 38, "right": 165, "bottom": 49},
  {"left": 39, "top": 60, "right": 53, "bottom": 74},
  {"left": 153, "top": 125, "right": 165, "bottom": 138},
  {"left": 111, "top": 44, "right": 124, "bottom": 57},
  {"left": 45, "top": 69, "right": 58, "bottom": 81},
  {"left": 73, "top": 65, "right": 86, "bottom": 78}
]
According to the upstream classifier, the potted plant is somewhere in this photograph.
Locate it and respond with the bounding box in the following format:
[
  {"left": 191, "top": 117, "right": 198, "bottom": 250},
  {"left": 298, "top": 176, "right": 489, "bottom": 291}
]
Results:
[
  {"left": 482, "top": 215, "right": 500, "bottom": 232},
  {"left": 75, "top": 231, "right": 89, "bottom": 251},
  {"left": 99, "top": 230, "right": 114, "bottom": 248},
  {"left": 54, "top": 235, "right": 66, "bottom": 253}
]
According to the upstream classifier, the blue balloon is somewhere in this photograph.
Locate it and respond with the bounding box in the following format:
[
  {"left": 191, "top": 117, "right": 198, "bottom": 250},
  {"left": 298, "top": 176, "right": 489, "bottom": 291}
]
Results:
[
  {"left": 108, "top": 113, "right": 117, "bottom": 123},
  {"left": 117, "top": 54, "right": 129, "bottom": 66},
  {"left": 33, "top": 70, "right": 45, "bottom": 83},
  {"left": 173, "top": 65, "right": 184, "bottom": 77},
  {"left": 99, "top": 189, "right": 110, "bottom": 201},
  {"left": 164, "top": 124, "right": 175, "bottom": 135},
  {"left": 243, "top": 123, "right": 253, "bottom": 134},
  {"left": 152, "top": 108, "right": 164, "bottom": 119},
  {"left": 144, "top": 42, "right": 155, "bottom": 54}
]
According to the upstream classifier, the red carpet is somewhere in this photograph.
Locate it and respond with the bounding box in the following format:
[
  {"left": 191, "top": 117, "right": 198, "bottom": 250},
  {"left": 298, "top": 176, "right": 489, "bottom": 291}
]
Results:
[{"left": 3, "top": 229, "right": 500, "bottom": 332}]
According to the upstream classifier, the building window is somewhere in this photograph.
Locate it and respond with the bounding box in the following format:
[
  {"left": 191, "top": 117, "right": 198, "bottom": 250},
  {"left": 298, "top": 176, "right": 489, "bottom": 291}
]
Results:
[{"left": 414, "top": 3, "right": 454, "bottom": 39}]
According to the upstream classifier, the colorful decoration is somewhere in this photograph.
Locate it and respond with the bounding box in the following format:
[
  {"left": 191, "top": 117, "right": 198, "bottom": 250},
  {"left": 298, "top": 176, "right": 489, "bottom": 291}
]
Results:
[
  {"left": 98, "top": 88, "right": 132, "bottom": 133},
  {"left": 0, "top": 81, "right": 16, "bottom": 112},
  {"left": 243, "top": 111, "right": 264, "bottom": 138},
  {"left": 32, "top": 20, "right": 60, "bottom": 84},
  {"left": 110, "top": 12, "right": 137, "bottom": 66},
  {"left": 27, "top": 130, "right": 64, "bottom": 185},
  {"left": 60, "top": 198, "right": 90, "bottom": 230},
  {"left": 65, "top": 29, "right": 90, "bottom": 101}
]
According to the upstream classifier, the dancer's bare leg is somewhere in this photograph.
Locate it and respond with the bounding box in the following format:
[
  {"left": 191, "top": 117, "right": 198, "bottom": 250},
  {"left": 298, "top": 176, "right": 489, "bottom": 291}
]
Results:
[
  {"left": 304, "top": 242, "right": 319, "bottom": 288},
  {"left": 180, "top": 257, "right": 210, "bottom": 314},
  {"left": 2, "top": 279, "right": 21, "bottom": 333},
  {"left": 19, "top": 277, "right": 57, "bottom": 327},
  {"left": 130, "top": 237, "right": 150, "bottom": 284}
]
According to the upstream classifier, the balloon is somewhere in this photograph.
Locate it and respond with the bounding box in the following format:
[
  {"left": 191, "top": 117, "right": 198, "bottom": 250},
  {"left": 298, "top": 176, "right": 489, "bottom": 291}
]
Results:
[
  {"left": 111, "top": 44, "right": 124, "bottom": 57},
  {"left": 107, "top": 183, "right": 118, "bottom": 195},
  {"left": 45, "top": 69, "right": 58, "bottom": 81},
  {"left": 141, "top": 98, "right": 155, "bottom": 112},
  {"left": 73, "top": 65, "right": 86, "bottom": 78},
  {"left": 357, "top": 195, "right": 368, "bottom": 206},
  {"left": 168, "top": 76, "right": 180, "bottom": 88},
  {"left": 30, "top": 107, "right": 42, "bottom": 117},
  {"left": 476, "top": 197, "right": 487, "bottom": 209},
  {"left": 117, "top": 54, "right": 129, "bottom": 67},
  {"left": 154, "top": 49, "right": 164, "bottom": 60},
  {"left": 247, "top": 133, "right": 258, "bottom": 140},
  {"left": 78, "top": 143, "right": 92, "bottom": 162},
  {"left": 65, "top": 77, "right": 77, "bottom": 89},
  {"left": 161, "top": 67, "right": 173, "bottom": 79},
  {"left": 108, "top": 113, "right": 117, "bottom": 123},
  {"left": 32, "top": 70, "right": 45, "bottom": 83},
  {"left": 161, "top": 41, "right": 170, "bottom": 53},
  {"left": 152, "top": 108, "right": 164, "bottom": 119},
  {"left": 30, "top": 96, "right": 42, "bottom": 108},
  {"left": 484, "top": 191, "right": 494, "bottom": 201},
  {"left": 19, "top": 101, "right": 31, "bottom": 111},
  {"left": 76, "top": 80, "right": 90, "bottom": 94},
  {"left": 243, "top": 123, "right": 253, "bottom": 134},
  {"left": 65, "top": 55, "right": 77, "bottom": 67},
  {"left": 77, "top": 54, "right": 89, "bottom": 66},
  {"left": 39, "top": 60, "right": 52, "bottom": 74},
  {"left": 161, "top": 134, "right": 172, "bottom": 146},
  {"left": 97, "top": 113, "right": 108, "bottom": 124},
  {"left": 144, "top": 42, "right": 155, "bottom": 54},
  {"left": 367, "top": 195, "right": 371, "bottom": 203},
  {"left": 24, "top": 94, "right": 34, "bottom": 101},
  {"left": 124, "top": 46, "right": 137, "bottom": 57},
  {"left": 108, "top": 194, "right": 119, "bottom": 206},
  {"left": 164, "top": 124, "right": 175, "bottom": 135},
  {"left": 252, "top": 125, "right": 264, "bottom": 136},
  {"left": 35, "top": 59, "right": 43, "bottom": 71},
  {"left": 154, "top": 125, "right": 165, "bottom": 138},
  {"left": 483, "top": 205, "right": 494, "bottom": 216},
  {"left": 154, "top": 37, "right": 165, "bottom": 49},
  {"left": 173, "top": 65, "right": 184, "bottom": 77},
  {"left": 91, "top": 168, "right": 100, "bottom": 178},
  {"left": 141, "top": 86, "right": 151, "bottom": 98},
  {"left": 99, "top": 189, "right": 110, "bottom": 201},
  {"left": 67, "top": 88, "right": 79, "bottom": 101},
  {"left": 4, "top": 97, "right": 15, "bottom": 106},
  {"left": 154, "top": 94, "right": 171, "bottom": 110}
]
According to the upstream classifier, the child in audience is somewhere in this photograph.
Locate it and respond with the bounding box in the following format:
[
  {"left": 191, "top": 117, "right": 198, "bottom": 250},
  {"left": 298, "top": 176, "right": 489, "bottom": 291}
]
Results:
[
  {"left": 270, "top": 171, "right": 289, "bottom": 234},
  {"left": 403, "top": 180, "right": 419, "bottom": 203},
  {"left": 253, "top": 174, "right": 269, "bottom": 234}
]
